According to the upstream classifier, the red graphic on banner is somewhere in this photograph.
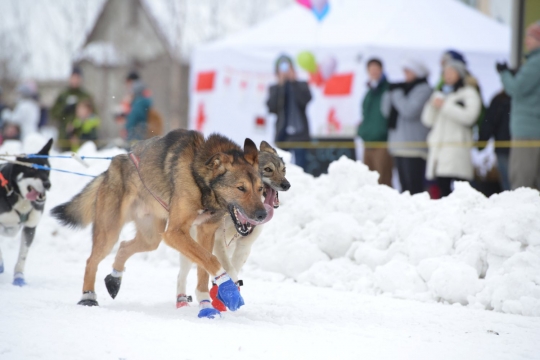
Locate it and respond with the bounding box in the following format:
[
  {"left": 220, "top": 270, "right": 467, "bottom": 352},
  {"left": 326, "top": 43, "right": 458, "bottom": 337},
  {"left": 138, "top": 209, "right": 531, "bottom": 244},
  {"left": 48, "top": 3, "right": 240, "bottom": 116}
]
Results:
[
  {"left": 327, "top": 107, "right": 341, "bottom": 132},
  {"left": 240, "top": 80, "right": 248, "bottom": 89},
  {"left": 309, "top": 70, "right": 324, "bottom": 87},
  {"left": 324, "top": 73, "right": 354, "bottom": 96},
  {"left": 196, "top": 71, "right": 216, "bottom": 92},
  {"left": 195, "top": 102, "right": 206, "bottom": 131}
]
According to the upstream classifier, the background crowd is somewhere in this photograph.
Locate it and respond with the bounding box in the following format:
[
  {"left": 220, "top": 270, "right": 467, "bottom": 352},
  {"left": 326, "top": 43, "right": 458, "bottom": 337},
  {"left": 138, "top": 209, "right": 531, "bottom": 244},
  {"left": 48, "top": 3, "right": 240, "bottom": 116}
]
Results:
[
  {"left": 356, "top": 21, "right": 540, "bottom": 196},
  {"left": 0, "top": 67, "right": 162, "bottom": 152}
]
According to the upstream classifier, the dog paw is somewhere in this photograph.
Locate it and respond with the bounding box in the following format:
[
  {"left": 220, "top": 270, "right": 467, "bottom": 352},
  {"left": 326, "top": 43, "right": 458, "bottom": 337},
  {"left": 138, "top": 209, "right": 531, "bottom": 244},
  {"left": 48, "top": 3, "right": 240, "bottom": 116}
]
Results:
[
  {"left": 104, "top": 274, "right": 122, "bottom": 299},
  {"left": 12, "top": 277, "right": 26, "bottom": 287},
  {"left": 215, "top": 276, "right": 245, "bottom": 311},
  {"left": 198, "top": 300, "right": 221, "bottom": 319},
  {"left": 210, "top": 284, "right": 227, "bottom": 312},
  {"left": 78, "top": 299, "right": 99, "bottom": 306},
  {"left": 176, "top": 294, "right": 192, "bottom": 309}
]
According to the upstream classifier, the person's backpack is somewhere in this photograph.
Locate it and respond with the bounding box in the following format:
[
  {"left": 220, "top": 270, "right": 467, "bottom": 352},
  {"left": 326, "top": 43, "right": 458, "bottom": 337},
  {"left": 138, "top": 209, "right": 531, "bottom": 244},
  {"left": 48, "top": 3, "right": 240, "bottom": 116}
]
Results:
[{"left": 146, "top": 107, "right": 163, "bottom": 138}]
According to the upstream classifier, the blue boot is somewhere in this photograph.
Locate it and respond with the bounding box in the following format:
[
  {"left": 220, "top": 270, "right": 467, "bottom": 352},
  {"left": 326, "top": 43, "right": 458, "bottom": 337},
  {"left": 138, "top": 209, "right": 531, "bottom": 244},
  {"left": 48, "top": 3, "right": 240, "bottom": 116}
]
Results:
[
  {"left": 13, "top": 273, "right": 26, "bottom": 286},
  {"left": 215, "top": 273, "right": 244, "bottom": 311},
  {"left": 198, "top": 300, "right": 221, "bottom": 319}
]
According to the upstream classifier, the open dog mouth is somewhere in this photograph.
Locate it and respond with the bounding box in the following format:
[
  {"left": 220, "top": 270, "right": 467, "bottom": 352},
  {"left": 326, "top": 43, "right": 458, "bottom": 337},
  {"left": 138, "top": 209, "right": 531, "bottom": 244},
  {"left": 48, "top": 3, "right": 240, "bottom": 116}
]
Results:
[
  {"left": 26, "top": 185, "right": 46, "bottom": 201},
  {"left": 228, "top": 200, "right": 275, "bottom": 237},
  {"left": 263, "top": 184, "right": 280, "bottom": 209}
]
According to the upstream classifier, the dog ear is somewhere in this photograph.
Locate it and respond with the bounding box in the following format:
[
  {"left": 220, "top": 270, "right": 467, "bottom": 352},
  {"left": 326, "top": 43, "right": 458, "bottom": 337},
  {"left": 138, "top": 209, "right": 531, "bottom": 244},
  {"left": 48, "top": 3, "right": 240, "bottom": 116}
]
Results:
[
  {"left": 38, "top": 138, "right": 54, "bottom": 155},
  {"left": 243, "top": 138, "right": 259, "bottom": 166},
  {"left": 205, "top": 153, "right": 231, "bottom": 173},
  {"left": 260, "top": 141, "right": 278, "bottom": 155}
]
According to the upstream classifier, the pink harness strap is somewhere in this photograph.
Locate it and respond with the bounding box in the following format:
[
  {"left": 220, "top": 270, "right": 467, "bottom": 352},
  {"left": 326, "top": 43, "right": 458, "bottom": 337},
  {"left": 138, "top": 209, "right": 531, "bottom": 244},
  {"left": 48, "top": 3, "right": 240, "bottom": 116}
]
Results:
[{"left": 129, "top": 153, "right": 170, "bottom": 212}]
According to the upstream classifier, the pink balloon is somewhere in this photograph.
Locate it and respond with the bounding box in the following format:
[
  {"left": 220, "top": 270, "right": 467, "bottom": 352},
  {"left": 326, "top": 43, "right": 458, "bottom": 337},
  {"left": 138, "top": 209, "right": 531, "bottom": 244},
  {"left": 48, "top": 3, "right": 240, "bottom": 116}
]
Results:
[
  {"left": 296, "top": 0, "right": 312, "bottom": 9},
  {"left": 311, "top": 0, "right": 328, "bottom": 12},
  {"left": 319, "top": 56, "right": 337, "bottom": 81}
]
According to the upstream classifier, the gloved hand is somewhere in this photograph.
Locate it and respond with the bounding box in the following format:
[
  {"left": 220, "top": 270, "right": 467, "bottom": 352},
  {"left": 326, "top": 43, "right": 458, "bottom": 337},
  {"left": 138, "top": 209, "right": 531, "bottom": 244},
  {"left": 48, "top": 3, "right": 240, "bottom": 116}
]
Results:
[
  {"left": 215, "top": 273, "right": 244, "bottom": 311},
  {"left": 496, "top": 62, "right": 508, "bottom": 73}
]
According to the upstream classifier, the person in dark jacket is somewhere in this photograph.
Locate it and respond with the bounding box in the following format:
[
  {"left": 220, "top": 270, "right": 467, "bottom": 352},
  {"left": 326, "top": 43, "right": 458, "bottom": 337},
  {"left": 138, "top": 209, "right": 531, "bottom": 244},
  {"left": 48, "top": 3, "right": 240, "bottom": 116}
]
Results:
[
  {"left": 266, "top": 55, "right": 312, "bottom": 170},
  {"left": 51, "top": 66, "right": 95, "bottom": 150},
  {"left": 357, "top": 58, "right": 393, "bottom": 187},
  {"left": 382, "top": 58, "right": 432, "bottom": 194},
  {"left": 479, "top": 91, "right": 511, "bottom": 191},
  {"left": 497, "top": 21, "right": 540, "bottom": 190},
  {"left": 126, "top": 80, "right": 151, "bottom": 142}
]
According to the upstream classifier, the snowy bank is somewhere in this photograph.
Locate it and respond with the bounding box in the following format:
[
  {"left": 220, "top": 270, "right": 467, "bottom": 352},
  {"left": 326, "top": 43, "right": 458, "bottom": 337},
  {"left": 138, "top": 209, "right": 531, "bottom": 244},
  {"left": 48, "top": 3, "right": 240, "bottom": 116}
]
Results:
[
  {"left": 251, "top": 156, "right": 540, "bottom": 317},
  {"left": 2, "top": 136, "right": 538, "bottom": 317}
]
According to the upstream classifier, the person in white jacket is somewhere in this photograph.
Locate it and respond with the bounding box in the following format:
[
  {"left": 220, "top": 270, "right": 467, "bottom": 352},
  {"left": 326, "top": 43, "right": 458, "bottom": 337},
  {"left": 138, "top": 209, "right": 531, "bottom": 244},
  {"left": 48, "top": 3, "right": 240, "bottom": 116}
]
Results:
[
  {"left": 6, "top": 82, "right": 40, "bottom": 141},
  {"left": 421, "top": 60, "right": 482, "bottom": 197}
]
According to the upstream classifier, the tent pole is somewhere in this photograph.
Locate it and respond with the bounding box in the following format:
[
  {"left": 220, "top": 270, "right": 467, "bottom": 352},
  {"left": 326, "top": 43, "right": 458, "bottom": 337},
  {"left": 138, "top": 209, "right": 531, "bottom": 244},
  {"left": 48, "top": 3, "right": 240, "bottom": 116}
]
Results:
[{"left": 510, "top": 0, "right": 525, "bottom": 68}]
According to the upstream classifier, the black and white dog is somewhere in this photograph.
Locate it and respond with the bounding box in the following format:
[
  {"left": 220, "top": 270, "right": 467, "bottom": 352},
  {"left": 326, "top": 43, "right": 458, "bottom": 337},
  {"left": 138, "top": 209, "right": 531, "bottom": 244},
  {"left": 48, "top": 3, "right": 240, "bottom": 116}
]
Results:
[{"left": 0, "top": 139, "right": 52, "bottom": 286}]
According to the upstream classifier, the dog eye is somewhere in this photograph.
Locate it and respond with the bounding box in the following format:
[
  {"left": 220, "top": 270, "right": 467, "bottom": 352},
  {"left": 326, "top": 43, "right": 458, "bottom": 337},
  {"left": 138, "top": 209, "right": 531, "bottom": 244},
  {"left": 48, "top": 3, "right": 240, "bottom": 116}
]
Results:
[
  {"left": 264, "top": 167, "right": 272, "bottom": 172},
  {"left": 237, "top": 186, "right": 245, "bottom": 192}
]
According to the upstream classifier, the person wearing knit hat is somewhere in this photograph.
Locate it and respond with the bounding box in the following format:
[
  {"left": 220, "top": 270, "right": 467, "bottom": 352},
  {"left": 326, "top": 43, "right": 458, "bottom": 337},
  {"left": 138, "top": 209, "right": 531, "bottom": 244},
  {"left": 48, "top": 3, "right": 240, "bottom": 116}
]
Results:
[
  {"left": 497, "top": 20, "right": 540, "bottom": 190},
  {"left": 421, "top": 57, "right": 482, "bottom": 197},
  {"left": 381, "top": 58, "right": 431, "bottom": 194}
]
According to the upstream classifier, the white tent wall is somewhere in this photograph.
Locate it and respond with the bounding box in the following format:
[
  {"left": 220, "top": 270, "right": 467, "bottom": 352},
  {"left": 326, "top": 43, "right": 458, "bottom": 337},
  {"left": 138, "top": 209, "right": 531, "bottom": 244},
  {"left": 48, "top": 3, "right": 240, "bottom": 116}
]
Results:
[{"left": 189, "top": 0, "right": 510, "bottom": 146}]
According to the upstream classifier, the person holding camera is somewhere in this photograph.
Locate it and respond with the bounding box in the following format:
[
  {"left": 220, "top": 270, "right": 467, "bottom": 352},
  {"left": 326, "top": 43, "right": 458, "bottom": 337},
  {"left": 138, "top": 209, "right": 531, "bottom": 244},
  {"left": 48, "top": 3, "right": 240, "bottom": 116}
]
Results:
[
  {"left": 497, "top": 21, "right": 540, "bottom": 190},
  {"left": 267, "top": 55, "right": 312, "bottom": 170}
]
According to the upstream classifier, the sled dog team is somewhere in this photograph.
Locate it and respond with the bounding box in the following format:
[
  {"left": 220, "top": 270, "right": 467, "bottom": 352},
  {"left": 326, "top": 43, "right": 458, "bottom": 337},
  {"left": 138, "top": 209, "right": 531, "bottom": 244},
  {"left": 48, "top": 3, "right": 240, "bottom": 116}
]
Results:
[{"left": 0, "top": 130, "right": 289, "bottom": 319}]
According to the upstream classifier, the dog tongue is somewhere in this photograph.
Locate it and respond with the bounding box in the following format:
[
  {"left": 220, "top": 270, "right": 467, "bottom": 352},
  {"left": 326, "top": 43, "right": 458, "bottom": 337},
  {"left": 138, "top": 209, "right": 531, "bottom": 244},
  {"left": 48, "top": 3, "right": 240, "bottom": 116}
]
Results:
[
  {"left": 236, "top": 205, "right": 274, "bottom": 226},
  {"left": 26, "top": 189, "right": 40, "bottom": 201}
]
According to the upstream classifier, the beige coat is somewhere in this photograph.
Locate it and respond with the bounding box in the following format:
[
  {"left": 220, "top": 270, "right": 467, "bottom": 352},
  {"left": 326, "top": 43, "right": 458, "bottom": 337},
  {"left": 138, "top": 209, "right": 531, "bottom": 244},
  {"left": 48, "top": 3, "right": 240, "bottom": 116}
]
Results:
[{"left": 421, "top": 86, "right": 482, "bottom": 180}]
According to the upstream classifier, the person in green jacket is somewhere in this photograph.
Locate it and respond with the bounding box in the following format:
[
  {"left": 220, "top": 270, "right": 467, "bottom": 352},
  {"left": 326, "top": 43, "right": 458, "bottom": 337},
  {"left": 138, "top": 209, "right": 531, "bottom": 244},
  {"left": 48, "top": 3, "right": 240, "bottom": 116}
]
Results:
[
  {"left": 51, "top": 67, "right": 95, "bottom": 150},
  {"left": 69, "top": 99, "right": 100, "bottom": 151},
  {"left": 497, "top": 21, "right": 540, "bottom": 190},
  {"left": 357, "top": 58, "right": 392, "bottom": 187}
]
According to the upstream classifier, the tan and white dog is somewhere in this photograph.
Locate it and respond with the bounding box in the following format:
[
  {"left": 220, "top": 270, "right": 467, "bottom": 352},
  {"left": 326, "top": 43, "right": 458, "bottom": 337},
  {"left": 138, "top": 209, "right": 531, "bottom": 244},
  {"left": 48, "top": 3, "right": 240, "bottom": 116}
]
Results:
[{"left": 176, "top": 141, "right": 289, "bottom": 317}]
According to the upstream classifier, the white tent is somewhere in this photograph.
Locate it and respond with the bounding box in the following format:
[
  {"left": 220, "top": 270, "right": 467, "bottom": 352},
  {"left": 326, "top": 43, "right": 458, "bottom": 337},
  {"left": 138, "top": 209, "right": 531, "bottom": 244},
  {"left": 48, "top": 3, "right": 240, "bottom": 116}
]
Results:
[{"left": 189, "top": 0, "right": 510, "bottom": 146}]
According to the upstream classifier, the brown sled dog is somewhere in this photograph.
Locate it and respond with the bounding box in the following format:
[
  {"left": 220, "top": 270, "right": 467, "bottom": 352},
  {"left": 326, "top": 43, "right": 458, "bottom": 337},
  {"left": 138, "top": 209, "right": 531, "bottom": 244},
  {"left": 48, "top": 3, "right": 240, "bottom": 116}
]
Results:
[
  {"left": 177, "top": 141, "right": 290, "bottom": 313},
  {"left": 51, "top": 129, "right": 267, "bottom": 309}
]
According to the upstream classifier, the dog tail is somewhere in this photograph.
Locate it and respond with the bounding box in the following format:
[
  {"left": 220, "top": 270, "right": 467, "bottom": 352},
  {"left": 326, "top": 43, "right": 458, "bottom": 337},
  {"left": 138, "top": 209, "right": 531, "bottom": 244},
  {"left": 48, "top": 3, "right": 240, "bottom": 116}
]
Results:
[{"left": 51, "top": 174, "right": 105, "bottom": 229}]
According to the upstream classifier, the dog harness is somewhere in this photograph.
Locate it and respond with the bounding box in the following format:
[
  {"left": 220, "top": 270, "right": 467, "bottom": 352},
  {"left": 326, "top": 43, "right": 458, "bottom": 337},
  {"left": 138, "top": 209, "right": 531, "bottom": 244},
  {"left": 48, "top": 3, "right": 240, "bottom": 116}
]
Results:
[{"left": 129, "top": 153, "right": 170, "bottom": 212}]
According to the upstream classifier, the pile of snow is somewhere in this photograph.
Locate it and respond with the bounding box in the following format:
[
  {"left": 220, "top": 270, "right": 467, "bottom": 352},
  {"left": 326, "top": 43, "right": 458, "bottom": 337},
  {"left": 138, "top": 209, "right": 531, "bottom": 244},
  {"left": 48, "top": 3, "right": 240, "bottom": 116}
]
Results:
[
  {"left": 251, "top": 155, "right": 540, "bottom": 317},
  {"left": 2, "top": 135, "right": 539, "bottom": 317}
]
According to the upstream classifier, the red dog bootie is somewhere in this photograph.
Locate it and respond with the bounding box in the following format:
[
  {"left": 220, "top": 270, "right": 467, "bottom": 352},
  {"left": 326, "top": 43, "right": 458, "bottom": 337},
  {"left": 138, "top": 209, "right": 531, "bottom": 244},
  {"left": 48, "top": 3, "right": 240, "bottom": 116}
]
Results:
[
  {"left": 210, "top": 284, "right": 227, "bottom": 312},
  {"left": 176, "top": 294, "right": 192, "bottom": 309}
]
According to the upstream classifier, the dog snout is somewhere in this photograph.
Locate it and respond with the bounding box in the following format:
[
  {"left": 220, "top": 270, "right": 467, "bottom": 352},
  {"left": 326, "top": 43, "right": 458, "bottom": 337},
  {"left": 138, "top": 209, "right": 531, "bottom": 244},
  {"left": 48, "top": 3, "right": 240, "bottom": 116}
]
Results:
[
  {"left": 280, "top": 180, "right": 290, "bottom": 191},
  {"left": 254, "top": 209, "right": 267, "bottom": 221},
  {"left": 43, "top": 179, "right": 51, "bottom": 190}
]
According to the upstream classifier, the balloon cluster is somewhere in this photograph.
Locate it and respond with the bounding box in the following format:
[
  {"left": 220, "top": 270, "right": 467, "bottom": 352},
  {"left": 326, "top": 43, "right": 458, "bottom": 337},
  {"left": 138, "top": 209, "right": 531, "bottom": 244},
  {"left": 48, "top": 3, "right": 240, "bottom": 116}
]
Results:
[
  {"left": 297, "top": 51, "right": 337, "bottom": 86},
  {"left": 296, "top": 0, "right": 330, "bottom": 21}
]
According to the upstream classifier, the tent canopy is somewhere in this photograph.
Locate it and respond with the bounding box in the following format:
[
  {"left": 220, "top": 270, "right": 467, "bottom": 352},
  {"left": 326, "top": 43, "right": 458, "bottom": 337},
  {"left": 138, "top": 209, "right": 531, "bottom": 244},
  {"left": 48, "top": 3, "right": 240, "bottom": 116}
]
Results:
[
  {"left": 204, "top": 0, "right": 509, "bottom": 53},
  {"left": 190, "top": 0, "right": 510, "bottom": 146}
]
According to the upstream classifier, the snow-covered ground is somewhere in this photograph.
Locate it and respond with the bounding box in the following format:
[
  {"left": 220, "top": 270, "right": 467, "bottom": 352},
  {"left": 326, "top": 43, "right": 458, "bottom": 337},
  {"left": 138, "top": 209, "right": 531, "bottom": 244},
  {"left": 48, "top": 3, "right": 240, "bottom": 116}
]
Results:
[{"left": 0, "top": 136, "right": 539, "bottom": 359}]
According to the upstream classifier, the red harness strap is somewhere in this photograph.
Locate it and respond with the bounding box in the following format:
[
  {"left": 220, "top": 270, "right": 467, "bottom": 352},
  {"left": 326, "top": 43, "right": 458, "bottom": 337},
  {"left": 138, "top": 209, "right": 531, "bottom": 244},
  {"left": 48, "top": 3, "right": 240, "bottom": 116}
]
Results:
[
  {"left": 129, "top": 153, "right": 170, "bottom": 212},
  {"left": 0, "top": 173, "right": 8, "bottom": 188}
]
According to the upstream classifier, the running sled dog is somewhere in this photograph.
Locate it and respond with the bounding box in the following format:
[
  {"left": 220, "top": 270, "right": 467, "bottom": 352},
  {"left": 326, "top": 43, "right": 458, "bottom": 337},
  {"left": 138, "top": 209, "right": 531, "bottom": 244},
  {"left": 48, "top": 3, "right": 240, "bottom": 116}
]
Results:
[
  {"left": 0, "top": 139, "right": 53, "bottom": 286},
  {"left": 52, "top": 130, "right": 268, "bottom": 310},
  {"left": 176, "top": 142, "right": 290, "bottom": 316}
]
